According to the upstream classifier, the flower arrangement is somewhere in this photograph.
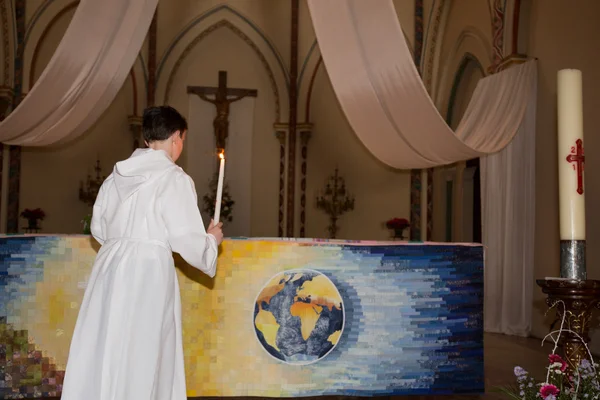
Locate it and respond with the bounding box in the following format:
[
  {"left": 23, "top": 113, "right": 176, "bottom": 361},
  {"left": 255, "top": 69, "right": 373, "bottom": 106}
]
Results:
[
  {"left": 500, "top": 357, "right": 600, "bottom": 400},
  {"left": 499, "top": 301, "right": 600, "bottom": 400},
  {"left": 20, "top": 208, "right": 45, "bottom": 221},
  {"left": 20, "top": 208, "right": 45, "bottom": 230},
  {"left": 385, "top": 218, "right": 410, "bottom": 239},
  {"left": 202, "top": 174, "right": 235, "bottom": 223}
]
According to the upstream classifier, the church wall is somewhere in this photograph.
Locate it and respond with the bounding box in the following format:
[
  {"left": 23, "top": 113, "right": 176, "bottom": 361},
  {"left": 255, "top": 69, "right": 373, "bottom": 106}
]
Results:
[
  {"left": 525, "top": 0, "right": 600, "bottom": 349},
  {"left": 304, "top": 66, "right": 411, "bottom": 241},
  {"left": 18, "top": 6, "right": 132, "bottom": 234},
  {"left": 298, "top": 0, "right": 413, "bottom": 240},
  {"left": 166, "top": 26, "right": 280, "bottom": 238}
]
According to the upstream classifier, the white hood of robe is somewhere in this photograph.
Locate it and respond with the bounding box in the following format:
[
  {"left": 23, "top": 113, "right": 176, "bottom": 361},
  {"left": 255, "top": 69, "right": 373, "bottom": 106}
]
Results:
[{"left": 113, "top": 148, "right": 175, "bottom": 201}]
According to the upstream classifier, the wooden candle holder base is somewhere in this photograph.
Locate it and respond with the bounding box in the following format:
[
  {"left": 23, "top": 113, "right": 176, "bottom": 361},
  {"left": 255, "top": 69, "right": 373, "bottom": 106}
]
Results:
[{"left": 537, "top": 279, "right": 600, "bottom": 370}]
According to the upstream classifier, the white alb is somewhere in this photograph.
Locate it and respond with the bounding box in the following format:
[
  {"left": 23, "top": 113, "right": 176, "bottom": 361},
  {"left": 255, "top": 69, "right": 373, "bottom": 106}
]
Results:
[{"left": 61, "top": 148, "right": 218, "bottom": 400}]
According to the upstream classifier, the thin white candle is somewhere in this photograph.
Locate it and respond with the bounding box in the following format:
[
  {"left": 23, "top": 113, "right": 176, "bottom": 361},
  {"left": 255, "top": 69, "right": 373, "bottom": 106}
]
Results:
[
  {"left": 557, "top": 69, "right": 585, "bottom": 241},
  {"left": 213, "top": 151, "right": 225, "bottom": 224},
  {"left": 420, "top": 169, "right": 428, "bottom": 241}
]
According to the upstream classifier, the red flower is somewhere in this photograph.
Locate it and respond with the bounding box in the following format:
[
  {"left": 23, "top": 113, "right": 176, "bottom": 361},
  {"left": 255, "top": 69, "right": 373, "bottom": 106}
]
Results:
[
  {"left": 20, "top": 208, "right": 45, "bottom": 220},
  {"left": 386, "top": 218, "right": 410, "bottom": 230},
  {"left": 540, "top": 384, "right": 559, "bottom": 398},
  {"left": 548, "top": 354, "right": 568, "bottom": 371}
]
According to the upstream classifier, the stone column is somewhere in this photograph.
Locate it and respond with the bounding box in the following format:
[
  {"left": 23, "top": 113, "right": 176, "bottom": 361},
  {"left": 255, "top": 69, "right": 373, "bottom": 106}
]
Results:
[
  {"left": 274, "top": 123, "right": 289, "bottom": 237},
  {"left": 298, "top": 123, "right": 313, "bottom": 238},
  {"left": 0, "top": 86, "right": 13, "bottom": 233}
]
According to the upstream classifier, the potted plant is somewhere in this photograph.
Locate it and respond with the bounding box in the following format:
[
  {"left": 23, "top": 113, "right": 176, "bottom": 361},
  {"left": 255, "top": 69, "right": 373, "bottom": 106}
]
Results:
[
  {"left": 20, "top": 208, "right": 45, "bottom": 231},
  {"left": 202, "top": 175, "right": 235, "bottom": 223},
  {"left": 385, "top": 217, "right": 410, "bottom": 240}
]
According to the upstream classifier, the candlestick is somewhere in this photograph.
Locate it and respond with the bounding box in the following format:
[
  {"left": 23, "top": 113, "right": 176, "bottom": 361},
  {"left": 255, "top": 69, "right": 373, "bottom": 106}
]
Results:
[
  {"left": 557, "top": 69, "right": 586, "bottom": 280},
  {"left": 213, "top": 151, "right": 225, "bottom": 224}
]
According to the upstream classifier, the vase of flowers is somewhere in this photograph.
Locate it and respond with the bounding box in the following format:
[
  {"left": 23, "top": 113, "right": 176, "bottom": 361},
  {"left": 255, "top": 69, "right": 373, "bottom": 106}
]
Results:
[
  {"left": 385, "top": 218, "right": 410, "bottom": 240},
  {"left": 20, "top": 208, "right": 45, "bottom": 231},
  {"left": 500, "top": 356, "right": 600, "bottom": 400},
  {"left": 499, "top": 301, "right": 600, "bottom": 400}
]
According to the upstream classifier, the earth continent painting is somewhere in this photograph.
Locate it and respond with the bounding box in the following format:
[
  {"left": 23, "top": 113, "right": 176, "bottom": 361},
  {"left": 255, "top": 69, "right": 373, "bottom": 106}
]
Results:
[{"left": 253, "top": 269, "right": 345, "bottom": 365}]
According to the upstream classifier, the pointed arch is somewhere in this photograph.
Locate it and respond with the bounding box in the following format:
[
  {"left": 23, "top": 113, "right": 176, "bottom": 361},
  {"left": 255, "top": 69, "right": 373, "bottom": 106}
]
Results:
[
  {"left": 446, "top": 53, "right": 485, "bottom": 127},
  {"left": 160, "top": 19, "right": 285, "bottom": 122},
  {"left": 156, "top": 5, "right": 288, "bottom": 122}
]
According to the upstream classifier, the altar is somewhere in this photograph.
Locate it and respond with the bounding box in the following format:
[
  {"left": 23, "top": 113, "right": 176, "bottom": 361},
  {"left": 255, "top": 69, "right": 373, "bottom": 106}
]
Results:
[{"left": 0, "top": 235, "right": 484, "bottom": 398}]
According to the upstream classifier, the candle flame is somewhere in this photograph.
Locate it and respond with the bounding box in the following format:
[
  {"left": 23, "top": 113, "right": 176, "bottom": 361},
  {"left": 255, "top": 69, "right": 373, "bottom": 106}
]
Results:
[{"left": 219, "top": 151, "right": 225, "bottom": 160}]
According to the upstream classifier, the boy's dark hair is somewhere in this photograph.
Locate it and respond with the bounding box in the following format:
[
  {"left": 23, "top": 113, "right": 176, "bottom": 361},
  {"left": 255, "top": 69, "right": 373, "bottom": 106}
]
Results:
[{"left": 142, "top": 106, "right": 188, "bottom": 143}]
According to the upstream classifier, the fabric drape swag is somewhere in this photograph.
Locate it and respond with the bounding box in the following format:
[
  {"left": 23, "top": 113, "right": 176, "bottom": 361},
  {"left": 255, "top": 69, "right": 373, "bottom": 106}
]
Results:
[
  {"left": 308, "top": 0, "right": 537, "bottom": 335},
  {"left": 307, "top": 0, "right": 536, "bottom": 169},
  {"left": 0, "top": 0, "right": 159, "bottom": 146}
]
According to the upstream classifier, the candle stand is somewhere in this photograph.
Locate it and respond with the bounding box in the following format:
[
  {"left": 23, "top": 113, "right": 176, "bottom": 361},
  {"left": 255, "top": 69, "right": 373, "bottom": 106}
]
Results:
[{"left": 536, "top": 279, "right": 600, "bottom": 370}]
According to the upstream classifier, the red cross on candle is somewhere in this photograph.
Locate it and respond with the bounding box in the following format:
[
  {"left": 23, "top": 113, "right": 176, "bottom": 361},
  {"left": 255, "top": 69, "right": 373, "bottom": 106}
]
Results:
[{"left": 566, "top": 139, "right": 585, "bottom": 195}]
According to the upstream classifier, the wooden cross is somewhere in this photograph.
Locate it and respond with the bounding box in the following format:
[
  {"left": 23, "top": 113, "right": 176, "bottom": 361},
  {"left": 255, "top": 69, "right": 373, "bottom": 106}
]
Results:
[
  {"left": 566, "top": 138, "right": 585, "bottom": 195},
  {"left": 187, "top": 71, "right": 258, "bottom": 152}
]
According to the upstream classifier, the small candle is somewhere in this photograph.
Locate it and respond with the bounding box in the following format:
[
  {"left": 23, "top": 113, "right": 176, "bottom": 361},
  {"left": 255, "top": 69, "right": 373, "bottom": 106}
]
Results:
[
  {"left": 213, "top": 151, "right": 225, "bottom": 224},
  {"left": 557, "top": 69, "right": 585, "bottom": 241}
]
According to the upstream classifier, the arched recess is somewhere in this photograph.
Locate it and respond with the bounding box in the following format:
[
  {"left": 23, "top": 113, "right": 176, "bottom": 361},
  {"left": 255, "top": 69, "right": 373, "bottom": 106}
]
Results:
[
  {"left": 434, "top": 26, "right": 492, "bottom": 118},
  {"left": 446, "top": 54, "right": 485, "bottom": 128},
  {"left": 0, "top": 0, "right": 15, "bottom": 88},
  {"left": 24, "top": 0, "right": 144, "bottom": 116},
  {"left": 156, "top": 5, "right": 288, "bottom": 122},
  {"left": 297, "top": 25, "right": 414, "bottom": 123}
]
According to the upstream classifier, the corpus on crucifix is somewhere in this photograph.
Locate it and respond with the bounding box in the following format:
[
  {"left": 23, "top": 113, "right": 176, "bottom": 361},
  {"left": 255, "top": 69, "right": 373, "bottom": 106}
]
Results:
[{"left": 187, "top": 70, "right": 258, "bottom": 152}]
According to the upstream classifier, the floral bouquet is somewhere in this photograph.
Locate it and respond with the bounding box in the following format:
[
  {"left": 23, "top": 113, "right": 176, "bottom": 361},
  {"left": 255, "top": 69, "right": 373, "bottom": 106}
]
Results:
[
  {"left": 385, "top": 217, "right": 410, "bottom": 239},
  {"left": 500, "top": 357, "right": 600, "bottom": 400},
  {"left": 20, "top": 208, "right": 45, "bottom": 220},
  {"left": 385, "top": 217, "right": 410, "bottom": 230},
  {"left": 499, "top": 301, "right": 600, "bottom": 400}
]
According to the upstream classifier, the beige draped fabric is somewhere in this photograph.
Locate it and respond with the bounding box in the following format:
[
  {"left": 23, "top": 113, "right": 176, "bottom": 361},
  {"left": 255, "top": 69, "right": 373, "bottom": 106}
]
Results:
[
  {"left": 308, "top": 0, "right": 537, "bottom": 336},
  {"left": 0, "top": 0, "right": 158, "bottom": 146},
  {"left": 307, "top": 0, "right": 536, "bottom": 169}
]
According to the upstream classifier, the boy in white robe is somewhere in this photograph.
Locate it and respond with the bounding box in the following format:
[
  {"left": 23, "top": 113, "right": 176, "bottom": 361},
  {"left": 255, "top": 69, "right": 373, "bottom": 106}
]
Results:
[{"left": 61, "top": 106, "right": 223, "bottom": 400}]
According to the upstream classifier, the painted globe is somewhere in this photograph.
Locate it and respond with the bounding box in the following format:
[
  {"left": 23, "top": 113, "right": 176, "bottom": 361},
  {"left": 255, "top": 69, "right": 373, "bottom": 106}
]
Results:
[{"left": 253, "top": 269, "right": 345, "bottom": 365}]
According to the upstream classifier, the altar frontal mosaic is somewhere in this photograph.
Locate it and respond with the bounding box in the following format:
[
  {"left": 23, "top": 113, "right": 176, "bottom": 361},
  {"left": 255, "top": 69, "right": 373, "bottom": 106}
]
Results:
[{"left": 0, "top": 236, "right": 484, "bottom": 397}]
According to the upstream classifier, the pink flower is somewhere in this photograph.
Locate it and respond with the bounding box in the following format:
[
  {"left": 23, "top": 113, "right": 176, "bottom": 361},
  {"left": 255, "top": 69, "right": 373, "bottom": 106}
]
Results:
[
  {"left": 548, "top": 354, "right": 568, "bottom": 371},
  {"left": 540, "top": 384, "right": 559, "bottom": 398}
]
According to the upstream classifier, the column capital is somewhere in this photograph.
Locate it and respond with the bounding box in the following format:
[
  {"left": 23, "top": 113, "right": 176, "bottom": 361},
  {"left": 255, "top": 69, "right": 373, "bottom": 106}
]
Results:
[
  {"left": 489, "top": 53, "right": 530, "bottom": 74},
  {"left": 128, "top": 115, "right": 143, "bottom": 127}
]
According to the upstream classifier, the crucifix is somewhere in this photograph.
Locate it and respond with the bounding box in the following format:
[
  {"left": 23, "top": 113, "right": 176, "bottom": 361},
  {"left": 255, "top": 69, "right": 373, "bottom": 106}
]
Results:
[
  {"left": 566, "top": 138, "right": 585, "bottom": 195},
  {"left": 187, "top": 71, "right": 258, "bottom": 152}
]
